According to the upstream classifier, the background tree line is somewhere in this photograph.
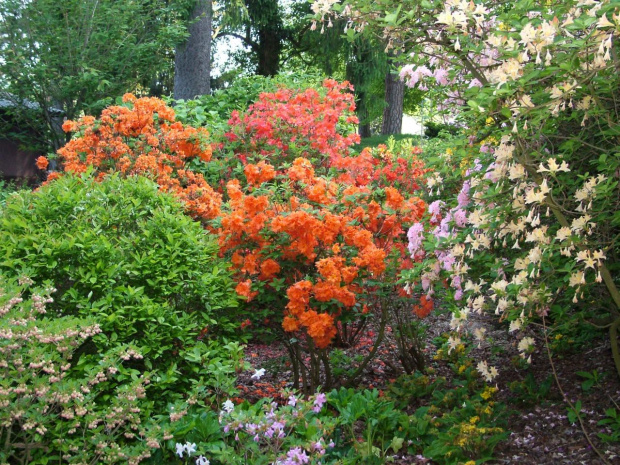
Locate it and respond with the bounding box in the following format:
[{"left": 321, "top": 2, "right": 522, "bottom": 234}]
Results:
[{"left": 0, "top": 0, "right": 421, "bottom": 154}]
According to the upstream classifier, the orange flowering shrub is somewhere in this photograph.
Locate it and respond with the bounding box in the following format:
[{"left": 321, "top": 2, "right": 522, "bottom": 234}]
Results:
[
  {"left": 46, "top": 94, "right": 221, "bottom": 221},
  {"left": 217, "top": 156, "right": 427, "bottom": 391},
  {"left": 38, "top": 82, "right": 435, "bottom": 390}
]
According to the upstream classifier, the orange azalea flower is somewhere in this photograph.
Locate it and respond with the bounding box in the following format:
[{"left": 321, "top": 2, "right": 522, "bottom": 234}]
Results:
[
  {"left": 303, "top": 311, "right": 337, "bottom": 348},
  {"left": 231, "top": 251, "right": 244, "bottom": 268},
  {"left": 244, "top": 161, "right": 276, "bottom": 186},
  {"left": 35, "top": 156, "right": 49, "bottom": 170},
  {"left": 199, "top": 147, "right": 212, "bottom": 162},
  {"left": 287, "top": 157, "right": 314, "bottom": 182},
  {"left": 341, "top": 266, "right": 358, "bottom": 284},
  {"left": 243, "top": 195, "right": 269, "bottom": 216},
  {"left": 316, "top": 256, "right": 344, "bottom": 284},
  {"left": 55, "top": 96, "right": 221, "bottom": 222},
  {"left": 385, "top": 187, "right": 404, "bottom": 209},
  {"left": 286, "top": 280, "right": 313, "bottom": 316},
  {"left": 235, "top": 280, "right": 257, "bottom": 302},
  {"left": 313, "top": 281, "right": 336, "bottom": 302},
  {"left": 334, "top": 286, "right": 356, "bottom": 307},
  {"left": 282, "top": 315, "right": 301, "bottom": 332},
  {"left": 413, "top": 295, "right": 434, "bottom": 318},
  {"left": 61, "top": 120, "right": 78, "bottom": 132},
  {"left": 242, "top": 252, "right": 260, "bottom": 275},
  {"left": 259, "top": 259, "right": 281, "bottom": 280},
  {"left": 353, "top": 246, "right": 387, "bottom": 276},
  {"left": 122, "top": 93, "right": 137, "bottom": 103}
]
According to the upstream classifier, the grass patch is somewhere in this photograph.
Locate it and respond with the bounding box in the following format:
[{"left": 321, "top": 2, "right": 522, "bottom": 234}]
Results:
[{"left": 354, "top": 133, "right": 421, "bottom": 151}]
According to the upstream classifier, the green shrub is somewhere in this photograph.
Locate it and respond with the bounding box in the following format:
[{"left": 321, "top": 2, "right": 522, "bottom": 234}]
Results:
[
  {"left": 0, "top": 178, "right": 25, "bottom": 206},
  {"left": 0, "top": 173, "right": 240, "bottom": 404},
  {"left": 423, "top": 121, "right": 460, "bottom": 139}
]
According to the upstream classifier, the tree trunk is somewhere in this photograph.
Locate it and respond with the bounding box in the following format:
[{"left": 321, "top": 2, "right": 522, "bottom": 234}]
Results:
[
  {"left": 174, "top": 0, "right": 212, "bottom": 100},
  {"left": 256, "top": 27, "right": 282, "bottom": 76},
  {"left": 357, "top": 90, "right": 372, "bottom": 138},
  {"left": 246, "top": 0, "right": 283, "bottom": 77},
  {"left": 381, "top": 66, "right": 404, "bottom": 135}
]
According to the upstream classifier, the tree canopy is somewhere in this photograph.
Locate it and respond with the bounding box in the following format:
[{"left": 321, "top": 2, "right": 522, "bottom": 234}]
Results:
[{"left": 0, "top": 0, "right": 191, "bottom": 149}]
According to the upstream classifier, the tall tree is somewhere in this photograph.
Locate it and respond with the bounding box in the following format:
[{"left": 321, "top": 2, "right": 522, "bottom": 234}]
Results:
[
  {"left": 0, "top": 0, "right": 188, "bottom": 150},
  {"left": 174, "top": 0, "right": 213, "bottom": 99},
  {"left": 381, "top": 57, "right": 405, "bottom": 135},
  {"left": 217, "top": 0, "right": 285, "bottom": 77}
]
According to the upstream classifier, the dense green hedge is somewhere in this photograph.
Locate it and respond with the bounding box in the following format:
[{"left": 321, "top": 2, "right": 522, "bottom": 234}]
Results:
[{"left": 0, "top": 173, "right": 240, "bottom": 402}]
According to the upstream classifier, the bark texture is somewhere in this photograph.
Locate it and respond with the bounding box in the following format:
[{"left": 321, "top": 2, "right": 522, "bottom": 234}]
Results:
[
  {"left": 174, "top": 0, "right": 212, "bottom": 100},
  {"left": 381, "top": 68, "right": 404, "bottom": 135}
]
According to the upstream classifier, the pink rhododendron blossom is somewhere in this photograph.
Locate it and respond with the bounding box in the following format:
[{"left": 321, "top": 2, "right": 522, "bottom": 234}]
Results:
[
  {"left": 457, "top": 182, "right": 470, "bottom": 207},
  {"left": 428, "top": 200, "right": 445, "bottom": 223},
  {"left": 407, "top": 222, "right": 426, "bottom": 257},
  {"left": 400, "top": 64, "right": 433, "bottom": 88},
  {"left": 434, "top": 68, "right": 450, "bottom": 85},
  {"left": 453, "top": 208, "right": 468, "bottom": 227}
]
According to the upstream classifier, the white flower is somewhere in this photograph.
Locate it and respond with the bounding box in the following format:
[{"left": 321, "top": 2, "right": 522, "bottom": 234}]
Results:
[
  {"left": 447, "top": 336, "right": 462, "bottom": 353},
  {"left": 476, "top": 360, "right": 499, "bottom": 382},
  {"left": 176, "top": 442, "right": 198, "bottom": 458},
  {"left": 222, "top": 399, "right": 235, "bottom": 413},
  {"left": 569, "top": 271, "right": 585, "bottom": 287},
  {"left": 473, "top": 327, "right": 487, "bottom": 347},
  {"left": 196, "top": 456, "right": 210, "bottom": 465},
  {"left": 555, "top": 227, "right": 571, "bottom": 241},
  {"left": 251, "top": 368, "right": 266, "bottom": 380},
  {"left": 518, "top": 336, "right": 535, "bottom": 353},
  {"left": 597, "top": 13, "right": 615, "bottom": 28},
  {"left": 509, "top": 319, "right": 522, "bottom": 332}
]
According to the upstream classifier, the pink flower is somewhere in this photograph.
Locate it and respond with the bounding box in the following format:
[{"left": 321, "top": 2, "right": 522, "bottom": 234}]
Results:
[
  {"left": 428, "top": 200, "right": 444, "bottom": 223},
  {"left": 407, "top": 222, "right": 425, "bottom": 257},
  {"left": 313, "top": 393, "right": 327, "bottom": 412},
  {"left": 453, "top": 208, "right": 468, "bottom": 227},
  {"left": 434, "top": 68, "right": 450, "bottom": 85},
  {"left": 457, "top": 182, "right": 470, "bottom": 207}
]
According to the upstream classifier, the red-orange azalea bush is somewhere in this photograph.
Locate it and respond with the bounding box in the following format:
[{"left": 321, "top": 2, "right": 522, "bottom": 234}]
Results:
[
  {"left": 222, "top": 79, "right": 360, "bottom": 170},
  {"left": 332, "top": 141, "right": 429, "bottom": 194},
  {"left": 217, "top": 156, "right": 427, "bottom": 391},
  {"left": 47, "top": 94, "right": 221, "bottom": 221}
]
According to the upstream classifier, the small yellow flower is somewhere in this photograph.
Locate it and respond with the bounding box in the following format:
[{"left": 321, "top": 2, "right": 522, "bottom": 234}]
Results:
[{"left": 480, "top": 386, "right": 497, "bottom": 400}]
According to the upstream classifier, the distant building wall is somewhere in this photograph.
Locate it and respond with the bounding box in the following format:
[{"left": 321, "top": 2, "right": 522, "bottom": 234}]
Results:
[{"left": 0, "top": 138, "right": 40, "bottom": 179}]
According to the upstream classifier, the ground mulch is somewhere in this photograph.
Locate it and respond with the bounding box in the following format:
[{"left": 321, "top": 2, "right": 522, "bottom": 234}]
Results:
[{"left": 236, "top": 309, "right": 620, "bottom": 464}]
